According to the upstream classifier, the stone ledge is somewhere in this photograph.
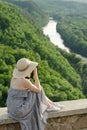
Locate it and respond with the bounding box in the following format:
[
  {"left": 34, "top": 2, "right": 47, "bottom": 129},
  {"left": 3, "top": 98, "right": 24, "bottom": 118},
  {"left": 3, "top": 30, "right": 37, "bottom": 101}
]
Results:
[
  {"left": 48, "top": 99, "right": 87, "bottom": 118},
  {"left": 0, "top": 99, "right": 87, "bottom": 125}
]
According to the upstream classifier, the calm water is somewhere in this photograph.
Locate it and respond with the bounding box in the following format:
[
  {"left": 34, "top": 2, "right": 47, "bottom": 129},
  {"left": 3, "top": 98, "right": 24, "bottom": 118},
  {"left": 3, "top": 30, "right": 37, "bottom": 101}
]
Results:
[{"left": 43, "top": 20, "right": 70, "bottom": 52}]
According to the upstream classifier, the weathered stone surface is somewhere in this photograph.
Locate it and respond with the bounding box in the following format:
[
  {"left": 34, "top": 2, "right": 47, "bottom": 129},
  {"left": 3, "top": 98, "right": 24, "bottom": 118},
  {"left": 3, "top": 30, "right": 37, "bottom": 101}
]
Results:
[
  {"left": 0, "top": 125, "right": 7, "bottom": 130},
  {"left": 7, "top": 123, "right": 21, "bottom": 130},
  {"left": 65, "top": 115, "right": 79, "bottom": 124},
  {"left": 0, "top": 123, "right": 21, "bottom": 130},
  {"left": 79, "top": 129, "right": 87, "bottom": 130},
  {"left": 45, "top": 122, "right": 60, "bottom": 130},
  {"left": 59, "top": 124, "right": 72, "bottom": 130},
  {"left": 73, "top": 115, "right": 87, "bottom": 130}
]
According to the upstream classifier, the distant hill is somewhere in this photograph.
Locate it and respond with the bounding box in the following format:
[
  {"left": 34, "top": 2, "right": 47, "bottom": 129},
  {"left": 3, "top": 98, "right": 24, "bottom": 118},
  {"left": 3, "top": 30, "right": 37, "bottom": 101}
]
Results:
[
  {"left": 64, "top": 0, "right": 87, "bottom": 3},
  {"left": 2, "top": 0, "right": 49, "bottom": 27},
  {"left": 0, "top": 1, "right": 85, "bottom": 106},
  {"left": 33, "top": 0, "right": 87, "bottom": 4}
]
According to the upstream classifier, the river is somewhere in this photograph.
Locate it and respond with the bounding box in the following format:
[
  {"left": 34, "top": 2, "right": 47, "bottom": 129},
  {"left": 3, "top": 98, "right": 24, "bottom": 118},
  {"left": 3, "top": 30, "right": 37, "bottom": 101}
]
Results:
[
  {"left": 43, "top": 19, "right": 87, "bottom": 62},
  {"left": 43, "top": 19, "right": 70, "bottom": 52}
]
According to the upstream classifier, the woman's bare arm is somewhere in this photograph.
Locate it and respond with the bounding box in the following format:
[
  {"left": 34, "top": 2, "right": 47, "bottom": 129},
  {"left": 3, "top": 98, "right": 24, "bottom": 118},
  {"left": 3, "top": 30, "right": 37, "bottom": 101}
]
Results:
[
  {"left": 23, "top": 68, "right": 41, "bottom": 93},
  {"left": 23, "top": 79, "right": 41, "bottom": 93}
]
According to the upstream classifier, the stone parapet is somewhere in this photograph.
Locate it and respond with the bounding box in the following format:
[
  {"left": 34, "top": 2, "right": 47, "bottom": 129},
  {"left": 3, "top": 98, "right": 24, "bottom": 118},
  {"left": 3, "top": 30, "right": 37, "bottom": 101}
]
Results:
[{"left": 0, "top": 99, "right": 87, "bottom": 130}]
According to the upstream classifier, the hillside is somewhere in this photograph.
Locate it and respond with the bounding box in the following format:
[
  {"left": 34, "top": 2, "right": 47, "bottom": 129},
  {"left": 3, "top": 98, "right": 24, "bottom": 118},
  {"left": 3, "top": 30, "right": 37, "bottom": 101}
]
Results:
[
  {"left": 2, "top": 0, "right": 49, "bottom": 27},
  {"left": 0, "top": 2, "right": 85, "bottom": 106},
  {"left": 32, "top": 0, "right": 87, "bottom": 57}
]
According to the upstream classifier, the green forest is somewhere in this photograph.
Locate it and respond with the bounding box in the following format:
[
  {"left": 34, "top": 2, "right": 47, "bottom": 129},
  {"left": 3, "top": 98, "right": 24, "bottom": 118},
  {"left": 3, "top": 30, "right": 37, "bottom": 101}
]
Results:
[
  {"left": 34, "top": 0, "right": 87, "bottom": 57},
  {"left": 33, "top": 0, "right": 87, "bottom": 98},
  {"left": 0, "top": 0, "right": 87, "bottom": 107}
]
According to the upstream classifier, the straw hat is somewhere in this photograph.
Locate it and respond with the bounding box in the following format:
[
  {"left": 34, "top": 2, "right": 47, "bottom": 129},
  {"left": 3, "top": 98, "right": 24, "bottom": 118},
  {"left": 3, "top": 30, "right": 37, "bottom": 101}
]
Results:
[{"left": 13, "top": 58, "right": 38, "bottom": 78}]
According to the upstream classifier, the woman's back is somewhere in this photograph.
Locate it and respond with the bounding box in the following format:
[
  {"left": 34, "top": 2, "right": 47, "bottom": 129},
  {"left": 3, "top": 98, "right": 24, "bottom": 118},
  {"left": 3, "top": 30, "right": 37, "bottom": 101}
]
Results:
[{"left": 10, "top": 77, "right": 27, "bottom": 90}]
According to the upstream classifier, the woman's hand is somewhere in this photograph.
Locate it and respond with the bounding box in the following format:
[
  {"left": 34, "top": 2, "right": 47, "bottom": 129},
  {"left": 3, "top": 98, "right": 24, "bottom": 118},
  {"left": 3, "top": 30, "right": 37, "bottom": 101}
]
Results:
[
  {"left": 33, "top": 68, "right": 38, "bottom": 80},
  {"left": 33, "top": 68, "right": 41, "bottom": 89}
]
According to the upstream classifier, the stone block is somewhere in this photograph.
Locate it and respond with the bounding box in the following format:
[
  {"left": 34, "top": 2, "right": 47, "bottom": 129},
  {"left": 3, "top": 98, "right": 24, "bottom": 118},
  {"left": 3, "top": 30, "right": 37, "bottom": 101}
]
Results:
[
  {"left": 65, "top": 115, "right": 79, "bottom": 124},
  {"left": 45, "top": 123, "right": 60, "bottom": 130},
  {"left": 59, "top": 124, "right": 72, "bottom": 130},
  {"left": 0, "top": 125, "right": 7, "bottom": 130},
  {"left": 73, "top": 115, "right": 87, "bottom": 130},
  {"left": 7, "top": 123, "right": 21, "bottom": 130}
]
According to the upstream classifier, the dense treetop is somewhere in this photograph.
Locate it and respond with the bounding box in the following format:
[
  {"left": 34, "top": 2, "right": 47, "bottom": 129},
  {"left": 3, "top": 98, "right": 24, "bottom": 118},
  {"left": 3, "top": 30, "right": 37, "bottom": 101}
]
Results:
[{"left": 2, "top": 0, "right": 49, "bottom": 27}]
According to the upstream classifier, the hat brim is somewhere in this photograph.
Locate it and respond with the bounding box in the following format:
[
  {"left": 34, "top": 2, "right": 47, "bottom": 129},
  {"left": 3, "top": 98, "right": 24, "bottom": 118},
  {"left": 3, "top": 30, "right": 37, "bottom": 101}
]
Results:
[{"left": 13, "top": 61, "right": 38, "bottom": 78}]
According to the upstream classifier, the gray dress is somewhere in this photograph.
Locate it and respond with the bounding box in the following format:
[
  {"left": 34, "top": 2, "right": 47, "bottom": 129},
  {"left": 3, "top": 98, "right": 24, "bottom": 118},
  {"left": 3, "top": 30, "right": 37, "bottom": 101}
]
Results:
[{"left": 6, "top": 87, "right": 48, "bottom": 130}]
